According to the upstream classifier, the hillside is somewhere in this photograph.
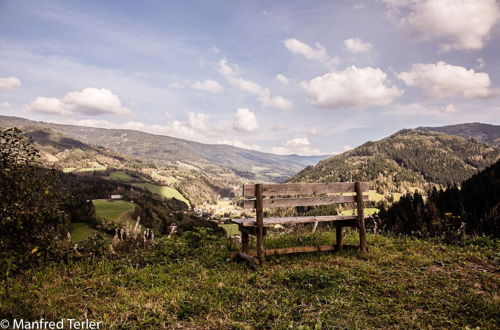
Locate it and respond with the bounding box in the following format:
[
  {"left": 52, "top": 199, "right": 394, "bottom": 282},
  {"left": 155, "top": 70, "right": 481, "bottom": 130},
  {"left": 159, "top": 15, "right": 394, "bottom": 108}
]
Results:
[
  {"left": 290, "top": 129, "right": 500, "bottom": 198},
  {"left": 0, "top": 115, "right": 328, "bottom": 182},
  {"left": 418, "top": 122, "right": 500, "bottom": 147}
]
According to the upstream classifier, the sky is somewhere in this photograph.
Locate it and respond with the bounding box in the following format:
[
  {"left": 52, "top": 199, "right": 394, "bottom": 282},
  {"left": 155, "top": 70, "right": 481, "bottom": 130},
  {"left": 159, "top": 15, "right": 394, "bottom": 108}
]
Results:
[{"left": 0, "top": 0, "right": 499, "bottom": 156}]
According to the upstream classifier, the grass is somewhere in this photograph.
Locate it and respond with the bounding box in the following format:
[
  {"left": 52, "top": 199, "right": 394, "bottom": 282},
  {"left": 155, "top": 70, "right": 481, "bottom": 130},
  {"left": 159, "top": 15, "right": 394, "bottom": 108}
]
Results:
[
  {"left": 93, "top": 199, "right": 136, "bottom": 226},
  {"left": 340, "top": 207, "right": 379, "bottom": 216},
  {"left": 109, "top": 170, "right": 134, "bottom": 181},
  {"left": 1, "top": 232, "right": 498, "bottom": 329},
  {"left": 69, "top": 222, "right": 98, "bottom": 242},
  {"left": 219, "top": 223, "right": 241, "bottom": 236},
  {"left": 132, "top": 183, "right": 190, "bottom": 207}
]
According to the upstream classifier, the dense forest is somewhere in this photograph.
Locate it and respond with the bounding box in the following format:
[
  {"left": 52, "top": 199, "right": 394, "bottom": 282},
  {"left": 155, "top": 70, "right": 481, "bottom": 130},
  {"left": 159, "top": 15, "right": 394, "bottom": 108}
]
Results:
[{"left": 379, "top": 159, "right": 500, "bottom": 239}]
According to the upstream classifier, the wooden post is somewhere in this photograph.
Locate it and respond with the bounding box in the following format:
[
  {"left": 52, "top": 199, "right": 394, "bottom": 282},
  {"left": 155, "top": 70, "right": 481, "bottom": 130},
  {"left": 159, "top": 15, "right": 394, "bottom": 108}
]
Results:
[
  {"left": 355, "top": 181, "right": 368, "bottom": 252},
  {"left": 241, "top": 231, "right": 249, "bottom": 254},
  {"left": 335, "top": 225, "right": 343, "bottom": 251},
  {"left": 255, "top": 183, "right": 265, "bottom": 265}
]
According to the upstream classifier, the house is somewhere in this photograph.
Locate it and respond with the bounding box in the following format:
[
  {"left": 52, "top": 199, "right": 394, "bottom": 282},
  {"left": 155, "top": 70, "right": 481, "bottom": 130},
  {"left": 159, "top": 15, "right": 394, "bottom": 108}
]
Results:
[{"left": 109, "top": 194, "right": 123, "bottom": 200}]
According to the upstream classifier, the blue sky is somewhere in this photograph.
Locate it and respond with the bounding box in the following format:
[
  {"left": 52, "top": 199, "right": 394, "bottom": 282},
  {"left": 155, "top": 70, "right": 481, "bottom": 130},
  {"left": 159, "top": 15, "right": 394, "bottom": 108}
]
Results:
[{"left": 0, "top": 0, "right": 499, "bottom": 155}]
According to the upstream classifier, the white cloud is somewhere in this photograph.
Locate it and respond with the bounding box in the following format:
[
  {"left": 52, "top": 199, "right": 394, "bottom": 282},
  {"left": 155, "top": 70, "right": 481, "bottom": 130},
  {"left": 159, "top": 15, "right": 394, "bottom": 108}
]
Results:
[
  {"left": 217, "top": 139, "right": 261, "bottom": 151},
  {"left": 259, "top": 94, "right": 293, "bottom": 110},
  {"left": 381, "top": 0, "right": 500, "bottom": 51},
  {"left": 398, "top": 61, "right": 499, "bottom": 99},
  {"left": 271, "top": 137, "right": 321, "bottom": 156},
  {"left": 301, "top": 66, "right": 403, "bottom": 109},
  {"left": 25, "top": 87, "right": 130, "bottom": 116},
  {"left": 343, "top": 145, "right": 353, "bottom": 151},
  {"left": 0, "top": 76, "right": 21, "bottom": 91},
  {"left": 444, "top": 104, "right": 457, "bottom": 113},
  {"left": 276, "top": 74, "right": 289, "bottom": 85},
  {"left": 64, "top": 88, "right": 130, "bottom": 115},
  {"left": 25, "top": 97, "right": 69, "bottom": 115},
  {"left": 283, "top": 38, "right": 339, "bottom": 67},
  {"left": 187, "top": 112, "right": 210, "bottom": 132},
  {"left": 1, "top": 101, "right": 12, "bottom": 108},
  {"left": 233, "top": 108, "right": 259, "bottom": 132},
  {"left": 344, "top": 37, "right": 373, "bottom": 53},
  {"left": 218, "top": 58, "right": 293, "bottom": 110},
  {"left": 190, "top": 79, "right": 224, "bottom": 93}
]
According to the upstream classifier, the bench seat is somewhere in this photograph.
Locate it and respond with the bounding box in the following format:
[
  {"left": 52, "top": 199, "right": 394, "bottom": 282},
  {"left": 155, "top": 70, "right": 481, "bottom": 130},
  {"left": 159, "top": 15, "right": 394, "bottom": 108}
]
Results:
[{"left": 232, "top": 214, "right": 370, "bottom": 227}]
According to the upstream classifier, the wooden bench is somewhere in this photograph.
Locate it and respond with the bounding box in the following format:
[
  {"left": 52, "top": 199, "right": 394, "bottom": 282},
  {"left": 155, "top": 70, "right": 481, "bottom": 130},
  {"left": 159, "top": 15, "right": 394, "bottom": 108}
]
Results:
[{"left": 232, "top": 182, "right": 370, "bottom": 265}]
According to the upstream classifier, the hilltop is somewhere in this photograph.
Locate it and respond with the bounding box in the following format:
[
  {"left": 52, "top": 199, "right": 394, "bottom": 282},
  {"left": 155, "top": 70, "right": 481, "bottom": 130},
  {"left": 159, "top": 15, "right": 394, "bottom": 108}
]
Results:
[
  {"left": 418, "top": 122, "right": 500, "bottom": 147},
  {"left": 290, "top": 129, "right": 500, "bottom": 199}
]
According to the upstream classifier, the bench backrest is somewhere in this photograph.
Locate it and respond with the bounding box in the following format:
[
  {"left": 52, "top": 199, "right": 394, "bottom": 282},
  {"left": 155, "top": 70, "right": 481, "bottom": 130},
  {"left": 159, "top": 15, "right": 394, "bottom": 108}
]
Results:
[{"left": 243, "top": 182, "right": 370, "bottom": 209}]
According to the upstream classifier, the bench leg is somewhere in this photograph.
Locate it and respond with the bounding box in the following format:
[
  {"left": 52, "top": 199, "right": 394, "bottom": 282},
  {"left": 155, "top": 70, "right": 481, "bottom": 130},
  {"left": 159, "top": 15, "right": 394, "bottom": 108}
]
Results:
[
  {"left": 359, "top": 221, "right": 368, "bottom": 252},
  {"left": 335, "top": 225, "right": 343, "bottom": 251},
  {"left": 256, "top": 227, "right": 265, "bottom": 265},
  {"left": 241, "top": 231, "right": 249, "bottom": 254}
]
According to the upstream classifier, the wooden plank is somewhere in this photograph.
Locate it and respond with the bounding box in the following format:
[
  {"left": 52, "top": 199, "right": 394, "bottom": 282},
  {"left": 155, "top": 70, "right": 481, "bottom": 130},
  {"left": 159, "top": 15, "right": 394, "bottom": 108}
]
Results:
[
  {"left": 233, "top": 215, "right": 366, "bottom": 227},
  {"left": 243, "top": 194, "right": 368, "bottom": 209},
  {"left": 255, "top": 183, "right": 265, "bottom": 265},
  {"left": 231, "top": 245, "right": 360, "bottom": 258},
  {"left": 355, "top": 181, "right": 368, "bottom": 253},
  {"left": 243, "top": 182, "right": 369, "bottom": 197}
]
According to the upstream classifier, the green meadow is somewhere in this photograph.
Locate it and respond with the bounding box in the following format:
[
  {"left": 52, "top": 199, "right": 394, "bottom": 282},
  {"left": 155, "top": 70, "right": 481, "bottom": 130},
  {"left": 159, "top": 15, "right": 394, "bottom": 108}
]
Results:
[{"left": 131, "top": 183, "right": 190, "bottom": 207}]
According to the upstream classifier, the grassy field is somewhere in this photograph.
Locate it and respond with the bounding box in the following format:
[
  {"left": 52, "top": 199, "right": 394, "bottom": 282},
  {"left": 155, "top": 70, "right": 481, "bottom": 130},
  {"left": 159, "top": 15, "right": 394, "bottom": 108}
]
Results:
[
  {"left": 1, "top": 231, "right": 498, "bottom": 329},
  {"left": 132, "top": 183, "right": 190, "bottom": 207},
  {"left": 93, "top": 199, "right": 136, "bottom": 226},
  {"left": 219, "top": 223, "right": 241, "bottom": 236},
  {"left": 109, "top": 170, "right": 134, "bottom": 181},
  {"left": 69, "top": 222, "right": 98, "bottom": 242}
]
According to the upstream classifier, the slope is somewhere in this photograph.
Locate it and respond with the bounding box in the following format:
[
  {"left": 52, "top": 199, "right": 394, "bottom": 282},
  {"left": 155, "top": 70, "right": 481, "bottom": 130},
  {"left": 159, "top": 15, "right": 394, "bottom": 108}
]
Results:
[{"left": 290, "top": 129, "right": 500, "bottom": 198}]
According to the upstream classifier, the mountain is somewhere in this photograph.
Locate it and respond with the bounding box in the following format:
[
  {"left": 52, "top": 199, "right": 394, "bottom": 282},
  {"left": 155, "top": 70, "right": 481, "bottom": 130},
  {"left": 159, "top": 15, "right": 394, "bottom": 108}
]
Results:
[
  {"left": 417, "top": 122, "right": 500, "bottom": 147},
  {"left": 289, "top": 129, "right": 500, "bottom": 198},
  {"left": 0, "top": 115, "right": 328, "bottom": 182}
]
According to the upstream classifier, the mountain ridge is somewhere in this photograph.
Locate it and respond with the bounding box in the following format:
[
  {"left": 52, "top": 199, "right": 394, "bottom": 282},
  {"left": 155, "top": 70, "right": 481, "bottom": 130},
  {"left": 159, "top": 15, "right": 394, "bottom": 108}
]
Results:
[{"left": 0, "top": 115, "right": 328, "bottom": 182}]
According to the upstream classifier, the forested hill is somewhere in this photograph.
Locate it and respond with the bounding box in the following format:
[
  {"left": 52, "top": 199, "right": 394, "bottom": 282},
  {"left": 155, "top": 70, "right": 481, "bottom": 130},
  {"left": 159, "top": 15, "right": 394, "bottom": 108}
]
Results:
[
  {"left": 289, "top": 129, "right": 500, "bottom": 195},
  {"left": 418, "top": 122, "right": 500, "bottom": 147},
  {"left": 0, "top": 115, "right": 328, "bottom": 182}
]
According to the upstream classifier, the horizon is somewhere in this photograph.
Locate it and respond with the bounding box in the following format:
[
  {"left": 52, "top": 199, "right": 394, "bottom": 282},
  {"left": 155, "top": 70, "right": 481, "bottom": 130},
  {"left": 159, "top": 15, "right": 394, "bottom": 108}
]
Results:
[{"left": 1, "top": 0, "right": 500, "bottom": 156}]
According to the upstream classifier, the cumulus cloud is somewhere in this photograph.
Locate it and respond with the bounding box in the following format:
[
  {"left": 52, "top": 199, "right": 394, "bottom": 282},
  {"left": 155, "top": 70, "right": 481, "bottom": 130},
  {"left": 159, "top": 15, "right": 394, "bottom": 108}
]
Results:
[
  {"left": 0, "top": 76, "right": 21, "bottom": 91},
  {"left": 233, "top": 108, "right": 259, "bottom": 132},
  {"left": 25, "top": 88, "right": 130, "bottom": 116},
  {"left": 217, "top": 139, "right": 261, "bottom": 151},
  {"left": 190, "top": 79, "right": 224, "bottom": 93},
  {"left": 276, "top": 74, "right": 289, "bottom": 85},
  {"left": 283, "top": 38, "right": 339, "bottom": 67},
  {"left": 344, "top": 37, "right": 373, "bottom": 53},
  {"left": 381, "top": 0, "right": 500, "bottom": 51},
  {"left": 271, "top": 137, "right": 321, "bottom": 156},
  {"left": 398, "top": 61, "right": 499, "bottom": 99},
  {"left": 301, "top": 66, "right": 403, "bottom": 109},
  {"left": 218, "top": 58, "right": 293, "bottom": 110}
]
